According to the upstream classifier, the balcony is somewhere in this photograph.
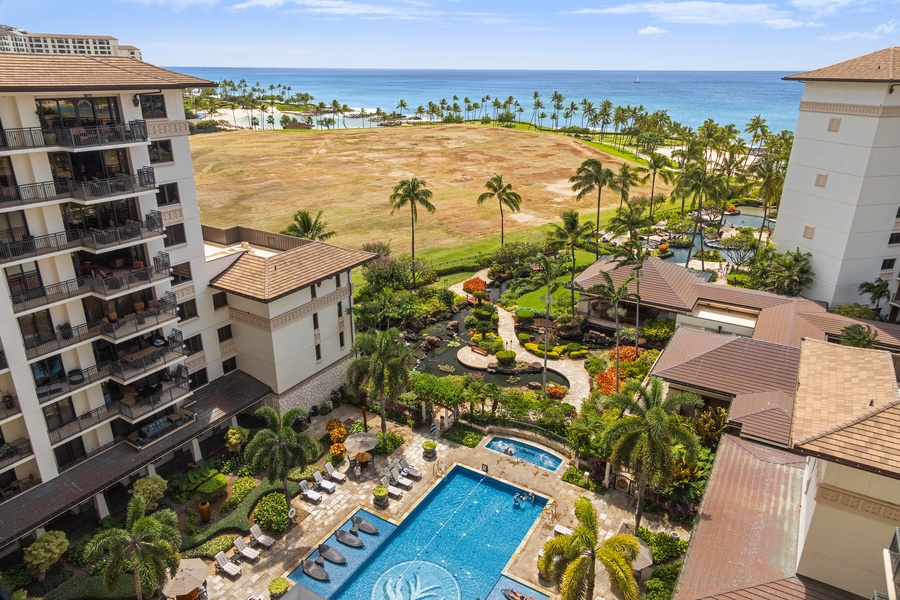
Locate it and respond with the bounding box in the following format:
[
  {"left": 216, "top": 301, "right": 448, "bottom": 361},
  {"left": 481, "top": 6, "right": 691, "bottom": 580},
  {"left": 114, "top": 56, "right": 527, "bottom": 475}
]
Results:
[
  {"left": 37, "top": 363, "right": 111, "bottom": 405},
  {"left": 67, "top": 168, "right": 156, "bottom": 203},
  {"left": 47, "top": 403, "right": 120, "bottom": 444},
  {"left": 0, "top": 439, "right": 33, "bottom": 470},
  {"left": 0, "top": 127, "right": 54, "bottom": 151},
  {"left": 125, "top": 406, "right": 196, "bottom": 448},
  {"left": 109, "top": 328, "right": 184, "bottom": 384},
  {"left": 100, "top": 293, "right": 177, "bottom": 341},
  {"left": 0, "top": 351, "right": 7, "bottom": 371},
  {"left": 0, "top": 180, "right": 70, "bottom": 210},
  {"left": 0, "top": 211, "right": 164, "bottom": 265},
  {"left": 10, "top": 252, "right": 171, "bottom": 313},
  {"left": 0, "top": 395, "right": 21, "bottom": 421},
  {"left": 54, "top": 121, "right": 149, "bottom": 150},
  {"left": 117, "top": 370, "right": 191, "bottom": 422},
  {"left": 24, "top": 319, "right": 103, "bottom": 360}
]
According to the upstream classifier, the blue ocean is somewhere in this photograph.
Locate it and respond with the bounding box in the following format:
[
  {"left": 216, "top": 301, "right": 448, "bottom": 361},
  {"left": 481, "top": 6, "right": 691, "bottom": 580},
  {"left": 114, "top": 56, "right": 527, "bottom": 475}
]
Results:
[{"left": 171, "top": 67, "right": 803, "bottom": 133}]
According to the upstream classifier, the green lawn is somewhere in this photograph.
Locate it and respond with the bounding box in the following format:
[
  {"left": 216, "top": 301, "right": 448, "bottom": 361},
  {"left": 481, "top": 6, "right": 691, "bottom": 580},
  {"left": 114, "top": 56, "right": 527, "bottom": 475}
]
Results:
[{"left": 515, "top": 273, "right": 579, "bottom": 312}]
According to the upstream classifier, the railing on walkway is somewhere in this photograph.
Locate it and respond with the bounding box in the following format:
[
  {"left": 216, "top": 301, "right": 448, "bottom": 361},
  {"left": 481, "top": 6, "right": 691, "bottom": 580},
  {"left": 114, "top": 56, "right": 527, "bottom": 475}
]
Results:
[
  {"left": 100, "top": 293, "right": 177, "bottom": 341},
  {"left": 109, "top": 328, "right": 184, "bottom": 382},
  {"left": 54, "top": 121, "right": 148, "bottom": 148},
  {"left": 24, "top": 319, "right": 103, "bottom": 360},
  {"left": 37, "top": 363, "right": 111, "bottom": 405},
  {"left": 67, "top": 168, "right": 156, "bottom": 201},
  {"left": 118, "top": 374, "right": 190, "bottom": 421},
  {"left": 47, "top": 403, "right": 120, "bottom": 444},
  {"left": 0, "top": 127, "right": 53, "bottom": 150},
  {"left": 0, "top": 440, "right": 33, "bottom": 469},
  {"left": 57, "top": 438, "right": 119, "bottom": 473},
  {"left": 0, "top": 396, "right": 21, "bottom": 420},
  {"left": 0, "top": 180, "right": 69, "bottom": 210}
]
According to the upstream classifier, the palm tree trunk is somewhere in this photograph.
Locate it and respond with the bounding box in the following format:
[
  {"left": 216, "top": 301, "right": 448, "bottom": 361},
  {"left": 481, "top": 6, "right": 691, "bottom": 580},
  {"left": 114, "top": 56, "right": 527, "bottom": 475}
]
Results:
[
  {"left": 634, "top": 473, "right": 647, "bottom": 530},
  {"left": 134, "top": 568, "right": 143, "bottom": 600},
  {"left": 410, "top": 208, "right": 416, "bottom": 288},
  {"left": 614, "top": 304, "right": 621, "bottom": 389},
  {"left": 757, "top": 197, "right": 769, "bottom": 245},
  {"left": 570, "top": 248, "right": 576, "bottom": 315},
  {"left": 543, "top": 283, "right": 551, "bottom": 392},
  {"left": 283, "top": 476, "right": 292, "bottom": 514},
  {"left": 649, "top": 173, "right": 657, "bottom": 220},
  {"left": 634, "top": 273, "right": 641, "bottom": 352},
  {"left": 380, "top": 392, "right": 388, "bottom": 438},
  {"left": 698, "top": 194, "right": 706, "bottom": 271},
  {"left": 596, "top": 188, "right": 602, "bottom": 261},
  {"left": 499, "top": 201, "right": 505, "bottom": 246}
]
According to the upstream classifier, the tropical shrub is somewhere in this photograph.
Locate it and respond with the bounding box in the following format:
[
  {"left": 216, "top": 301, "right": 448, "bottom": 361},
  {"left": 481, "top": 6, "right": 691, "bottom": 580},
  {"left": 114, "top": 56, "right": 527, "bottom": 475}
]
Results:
[
  {"left": 222, "top": 476, "right": 258, "bottom": 514},
  {"left": 643, "top": 562, "right": 682, "bottom": 600},
  {"left": 373, "top": 485, "right": 389, "bottom": 499},
  {"left": 129, "top": 475, "right": 167, "bottom": 511},
  {"left": 254, "top": 493, "right": 290, "bottom": 533},
  {"left": 287, "top": 465, "right": 323, "bottom": 482},
  {"left": 462, "top": 277, "right": 486, "bottom": 295},
  {"left": 693, "top": 249, "right": 724, "bottom": 262},
  {"left": 464, "top": 315, "right": 478, "bottom": 328},
  {"left": 422, "top": 440, "right": 436, "bottom": 450},
  {"left": 495, "top": 350, "right": 516, "bottom": 367},
  {"left": 608, "top": 346, "right": 641, "bottom": 363},
  {"left": 269, "top": 577, "right": 291, "bottom": 598},
  {"left": 636, "top": 527, "right": 689, "bottom": 564},
  {"left": 569, "top": 350, "right": 588, "bottom": 359},
  {"left": 834, "top": 303, "right": 877, "bottom": 320},
  {"left": 181, "top": 534, "right": 234, "bottom": 559},
  {"left": 441, "top": 423, "right": 483, "bottom": 447},
  {"left": 472, "top": 307, "right": 495, "bottom": 321},
  {"left": 545, "top": 383, "right": 567, "bottom": 399},
  {"left": 726, "top": 271, "right": 752, "bottom": 288},
  {"left": 330, "top": 443, "right": 346, "bottom": 459},
  {"left": 328, "top": 422, "right": 347, "bottom": 444},
  {"left": 225, "top": 426, "right": 250, "bottom": 453},
  {"left": 374, "top": 431, "right": 404, "bottom": 454},
  {"left": 585, "top": 355, "right": 605, "bottom": 376},
  {"left": 595, "top": 367, "right": 624, "bottom": 395},
  {"left": 515, "top": 308, "right": 535, "bottom": 320},
  {"left": 24, "top": 530, "right": 68, "bottom": 581},
  {"left": 641, "top": 318, "right": 676, "bottom": 345},
  {"left": 196, "top": 473, "right": 228, "bottom": 502},
  {"left": 517, "top": 332, "right": 531, "bottom": 344}
]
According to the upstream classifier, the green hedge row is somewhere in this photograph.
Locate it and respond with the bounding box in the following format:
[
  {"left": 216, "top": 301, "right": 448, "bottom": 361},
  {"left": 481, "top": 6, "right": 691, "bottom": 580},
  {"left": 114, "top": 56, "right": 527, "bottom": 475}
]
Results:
[
  {"left": 47, "top": 574, "right": 135, "bottom": 600},
  {"left": 181, "top": 534, "right": 234, "bottom": 559}
]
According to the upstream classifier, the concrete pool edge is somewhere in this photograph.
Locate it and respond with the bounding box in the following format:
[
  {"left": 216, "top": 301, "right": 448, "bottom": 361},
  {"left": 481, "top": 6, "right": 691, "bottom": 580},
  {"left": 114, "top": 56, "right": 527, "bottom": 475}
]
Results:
[{"left": 480, "top": 434, "right": 568, "bottom": 475}]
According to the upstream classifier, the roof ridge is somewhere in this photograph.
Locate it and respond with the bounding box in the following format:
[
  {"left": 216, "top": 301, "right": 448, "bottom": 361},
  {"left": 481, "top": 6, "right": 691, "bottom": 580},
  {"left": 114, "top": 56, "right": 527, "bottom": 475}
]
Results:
[
  {"left": 795, "top": 397, "right": 900, "bottom": 447},
  {"left": 733, "top": 436, "right": 806, "bottom": 465}
]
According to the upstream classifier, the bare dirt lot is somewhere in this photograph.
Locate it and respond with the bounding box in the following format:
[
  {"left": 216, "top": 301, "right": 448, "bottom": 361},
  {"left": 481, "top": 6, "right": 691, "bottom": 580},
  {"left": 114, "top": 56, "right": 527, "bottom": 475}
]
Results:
[{"left": 190, "top": 125, "right": 661, "bottom": 253}]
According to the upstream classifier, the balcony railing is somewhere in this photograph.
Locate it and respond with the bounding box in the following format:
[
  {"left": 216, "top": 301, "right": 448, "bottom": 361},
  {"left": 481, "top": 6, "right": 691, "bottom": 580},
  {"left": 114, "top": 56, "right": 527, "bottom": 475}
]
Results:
[
  {"left": 67, "top": 168, "right": 156, "bottom": 202},
  {"left": 54, "top": 121, "right": 149, "bottom": 149},
  {"left": 0, "top": 180, "right": 70, "bottom": 210},
  {"left": 37, "top": 363, "right": 111, "bottom": 405},
  {"left": 118, "top": 374, "right": 191, "bottom": 421},
  {"left": 24, "top": 319, "right": 103, "bottom": 360},
  {"left": 0, "top": 127, "right": 53, "bottom": 151},
  {"left": 11, "top": 251, "right": 172, "bottom": 312},
  {"left": 0, "top": 396, "right": 21, "bottom": 421},
  {"left": 100, "top": 293, "right": 177, "bottom": 341},
  {"left": 0, "top": 439, "right": 32, "bottom": 470},
  {"left": 47, "top": 403, "right": 120, "bottom": 444},
  {"left": 109, "top": 328, "right": 184, "bottom": 383},
  {"left": 0, "top": 351, "right": 7, "bottom": 370}
]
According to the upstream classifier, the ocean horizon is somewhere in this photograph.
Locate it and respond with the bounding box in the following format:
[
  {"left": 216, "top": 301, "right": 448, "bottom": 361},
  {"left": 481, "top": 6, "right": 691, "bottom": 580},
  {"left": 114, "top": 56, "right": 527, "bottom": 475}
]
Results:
[{"left": 171, "top": 66, "right": 803, "bottom": 133}]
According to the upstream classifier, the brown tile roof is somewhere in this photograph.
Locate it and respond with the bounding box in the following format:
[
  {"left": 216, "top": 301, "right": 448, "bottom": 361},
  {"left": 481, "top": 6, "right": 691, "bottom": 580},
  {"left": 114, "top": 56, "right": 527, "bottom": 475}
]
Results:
[
  {"left": 700, "top": 576, "right": 865, "bottom": 599},
  {"left": 574, "top": 257, "right": 704, "bottom": 311},
  {"left": 0, "top": 55, "right": 213, "bottom": 91},
  {"left": 785, "top": 47, "right": 900, "bottom": 83},
  {"left": 729, "top": 390, "right": 795, "bottom": 447},
  {"left": 209, "top": 242, "right": 376, "bottom": 303},
  {"left": 674, "top": 435, "right": 808, "bottom": 600},
  {"left": 798, "top": 311, "right": 900, "bottom": 349}
]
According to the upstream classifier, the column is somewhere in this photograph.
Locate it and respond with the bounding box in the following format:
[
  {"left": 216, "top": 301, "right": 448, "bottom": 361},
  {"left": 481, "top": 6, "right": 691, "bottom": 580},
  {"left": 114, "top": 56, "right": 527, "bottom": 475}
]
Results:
[
  {"left": 93, "top": 492, "right": 110, "bottom": 519},
  {"left": 146, "top": 463, "right": 156, "bottom": 477},
  {"left": 191, "top": 438, "right": 202, "bottom": 462},
  {"left": 604, "top": 461, "right": 612, "bottom": 487},
  {"left": 231, "top": 415, "right": 239, "bottom": 428}
]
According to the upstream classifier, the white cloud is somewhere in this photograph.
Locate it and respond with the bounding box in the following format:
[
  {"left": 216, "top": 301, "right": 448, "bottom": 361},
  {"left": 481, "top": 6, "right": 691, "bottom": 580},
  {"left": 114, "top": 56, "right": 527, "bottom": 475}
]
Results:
[
  {"left": 788, "top": 0, "right": 858, "bottom": 15},
  {"left": 230, "top": 0, "right": 511, "bottom": 22},
  {"left": 126, "top": 0, "right": 219, "bottom": 8},
  {"left": 820, "top": 17, "right": 897, "bottom": 39},
  {"left": 565, "top": 1, "right": 819, "bottom": 27},
  {"left": 637, "top": 25, "right": 667, "bottom": 34}
]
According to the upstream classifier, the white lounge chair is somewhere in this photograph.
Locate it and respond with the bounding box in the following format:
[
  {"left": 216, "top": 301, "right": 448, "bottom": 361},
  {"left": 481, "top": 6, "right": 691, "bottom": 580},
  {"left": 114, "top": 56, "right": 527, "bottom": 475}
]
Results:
[
  {"left": 390, "top": 467, "right": 413, "bottom": 490},
  {"left": 380, "top": 476, "right": 403, "bottom": 499},
  {"left": 399, "top": 458, "right": 422, "bottom": 480},
  {"left": 233, "top": 536, "right": 260, "bottom": 562},
  {"left": 250, "top": 524, "right": 274, "bottom": 548},
  {"left": 214, "top": 551, "right": 241, "bottom": 578},
  {"left": 299, "top": 480, "right": 323, "bottom": 503},
  {"left": 325, "top": 462, "right": 347, "bottom": 482},
  {"left": 554, "top": 524, "right": 574, "bottom": 536},
  {"left": 313, "top": 471, "right": 337, "bottom": 494}
]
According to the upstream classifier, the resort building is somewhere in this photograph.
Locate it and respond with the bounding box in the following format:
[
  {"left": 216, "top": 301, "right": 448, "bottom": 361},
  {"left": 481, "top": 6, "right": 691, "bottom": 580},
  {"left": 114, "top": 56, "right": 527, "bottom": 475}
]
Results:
[
  {"left": 0, "top": 54, "right": 372, "bottom": 554},
  {"left": 772, "top": 47, "right": 900, "bottom": 316},
  {"left": 0, "top": 25, "right": 141, "bottom": 59}
]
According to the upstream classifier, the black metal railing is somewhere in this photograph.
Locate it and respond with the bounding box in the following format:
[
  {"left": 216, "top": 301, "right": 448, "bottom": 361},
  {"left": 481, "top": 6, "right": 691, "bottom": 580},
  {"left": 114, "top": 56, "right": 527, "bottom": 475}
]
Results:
[
  {"left": 11, "top": 277, "right": 92, "bottom": 312},
  {"left": 129, "top": 408, "right": 195, "bottom": 448},
  {"left": 0, "top": 127, "right": 54, "bottom": 150},
  {"left": 37, "top": 363, "right": 111, "bottom": 404},
  {"left": 24, "top": 319, "right": 103, "bottom": 360},
  {"left": 0, "top": 351, "right": 7, "bottom": 370},
  {"left": 57, "top": 438, "right": 119, "bottom": 473},
  {"left": 100, "top": 293, "right": 177, "bottom": 341},
  {"left": 47, "top": 404, "right": 120, "bottom": 444},
  {"left": 67, "top": 168, "right": 156, "bottom": 202},
  {"left": 80, "top": 211, "right": 164, "bottom": 251},
  {"left": 0, "top": 181, "right": 70, "bottom": 210},
  {"left": 54, "top": 120, "right": 148, "bottom": 148},
  {"left": 0, "top": 396, "right": 20, "bottom": 420},
  {"left": 109, "top": 328, "right": 184, "bottom": 382},
  {"left": 0, "top": 440, "right": 32, "bottom": 469},
  {"left": 118, "top": 375, "right": 191, "bottom": 421}
]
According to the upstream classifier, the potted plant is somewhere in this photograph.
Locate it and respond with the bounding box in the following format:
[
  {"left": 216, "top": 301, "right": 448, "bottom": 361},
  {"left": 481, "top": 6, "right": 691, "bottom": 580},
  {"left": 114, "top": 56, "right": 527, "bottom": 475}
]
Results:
[
  {"left": 422, "top": 440, "right": 437, "bottom": 459},
  {"left": 56, "top": 323, "right": 73, "bottom": 340},
  {"left": 373, "top": 485, "right": 389, "bottom": 507},
  {"left": 268, "top": 577, "right": 290, "bottom": 598}
]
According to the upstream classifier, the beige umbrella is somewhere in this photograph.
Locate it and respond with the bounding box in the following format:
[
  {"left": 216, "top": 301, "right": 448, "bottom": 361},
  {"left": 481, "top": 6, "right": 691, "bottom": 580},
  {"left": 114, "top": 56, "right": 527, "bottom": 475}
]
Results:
[
  {"left": 633, "top": 539, "right": 654, "bottom": 573},
  {"left": 344, "top": 432, "right": 377, "bottom": 454},
  {"left": 163, "top": 558, "right": 208, "bottom": 599}
]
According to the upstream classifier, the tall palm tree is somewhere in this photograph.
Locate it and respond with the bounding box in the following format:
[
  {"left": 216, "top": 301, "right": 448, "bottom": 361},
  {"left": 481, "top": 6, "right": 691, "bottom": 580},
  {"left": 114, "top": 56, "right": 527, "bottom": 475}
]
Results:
[
  {"left": 345, "top": 328, "right": 413, "bottom": 438},
  {"left": 584, "top": 271, "right": 635, "bottom": 389},
  {"left": 546, "top": 210, "right": 593, "bottom": 315},
  {"left": 859, "top": 278, "right": 891, "bottom": 316},
  {"left": 673, "top": 165, "right": 726, "bottom": 270},
  {"left": 389, "top": 178, "right": 435, "bottom": 287},
  {"left": 610, "top": 163, "right": 642, "bottom": 210},
  {"left": 477, "top": 174, "right": 522, "bottom": 246},
  {"left": 396, "top": 99, "right": 408, "bottom": 116},
  {"left": 282, "top": 209, "right": 336, "bottom": 241},
  {"left": 245, "top": 406, "right": 320, "bottom": 504},
  {"left": 539, "top": 497, "right": 640, "bottom": 600},
  {"left": 85, "top": 495, "right": 180, "bottom": 600},
  {"left": 569, "top": 158, "right": 615, "bottom": 260},
  {"left": 750, "top": 153, "right": 786, "bottom": 244},
  {"left": 640, "top": 152, "right": 676, "bottom": 220},
  {"left": 602, "top": 377, "right": 702, "bottom": 530},
  {"left": 535, "top": 254, "right": 565, "bottom": 391},
  {"left": 608, "top": 201, "right": 652, "bottom": 351}
]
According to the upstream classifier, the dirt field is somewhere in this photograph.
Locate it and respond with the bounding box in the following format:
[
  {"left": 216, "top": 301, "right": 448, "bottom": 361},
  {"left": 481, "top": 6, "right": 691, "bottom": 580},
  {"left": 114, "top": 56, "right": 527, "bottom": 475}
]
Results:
[{"left": 189, "top": 125, "right": 665, "bottom": 253}]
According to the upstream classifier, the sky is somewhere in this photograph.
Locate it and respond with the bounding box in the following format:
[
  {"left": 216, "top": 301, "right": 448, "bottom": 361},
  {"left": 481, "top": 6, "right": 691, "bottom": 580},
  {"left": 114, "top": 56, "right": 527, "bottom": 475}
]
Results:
[{"left": 0, "top": 0, "right": 896, "bottom": 70}]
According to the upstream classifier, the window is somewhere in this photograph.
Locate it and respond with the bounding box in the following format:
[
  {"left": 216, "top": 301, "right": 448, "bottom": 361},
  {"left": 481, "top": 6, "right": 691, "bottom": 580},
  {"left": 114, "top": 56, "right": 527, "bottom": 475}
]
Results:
[
  {"left": 188, "top": 368, "right": 209, "bottom": 390},
  {"left": 883, "top": 259, "right": 896, "bottom": 271},
  {"left": 31, "top": 355, "right": 64, "bottom": 386},
  {"left": 223, "top": 357, "right": 237, "bottom": 374},
  {"left": 312, "top": 313, "right": 319, "bottom": 329},
  {"left": 177, "top": 299, "right": 198, "bottom": 322},
  {"left": 339, "top": 332, "right": 345, "bottom": 348},
  {"left": 217, "top": 324, "right": 233, "bottom": 343},
  {"left": 310, "top": 285, "right": 316, "bottom": 299},
  {"left": 139, "top": 94, "right": 167, "bottom": 119},
  {"left": 335, "top": 274, "right": 341, "bottom": 287},
  {"left": 171, "top": 262, "right": 192, "bottom": 284},
  {"left": 156, "top": 183, "right": 180, "bottom": 206},
  {"left": 148, "top": 140, "right": 173, "bottom": 163},
  {"left": 337, "top": 302, "right": 343, "bottom": 318},
  {"left": 896, "top": 206, "right": 900, "bottom": 219},
  {"left": 213, "top": 292, "right": 228, "bottom": 310},
  {"left": 315, "top": 344, "right": 321, "bottom": 361},
  {"left": 890, "top": 233, "right": 900, "bottom": 246},
  {"left": 184, "top": 333, "right": 203, "bottom": 355},
  {"left": 164, "top": 223, "right": 187, "bottom": 247}
]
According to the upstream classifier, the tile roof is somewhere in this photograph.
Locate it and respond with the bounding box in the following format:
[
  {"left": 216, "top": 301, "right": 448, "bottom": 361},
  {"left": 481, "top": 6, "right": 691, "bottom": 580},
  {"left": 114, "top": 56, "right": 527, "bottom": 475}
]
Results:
[
  {"left": 209, "top": 242, "right": 376, "bottom": 303},
  {"left": 729, "top": 390, "right": 795, "bottom": 447},
  {"left": 0, "top": 55, "right": 214, "bottom": 91},
  {"left": 699, "top": 576, "right": 865, "bottom": 599},
  {"left": 674, "top": 435, "right": 808, "bottom": 600},
  {"left": 574, "top": 257, "right": 704, "bottom": 311},
  {"left": 785, "top": 47, "right": 900, "bottom": 83}
]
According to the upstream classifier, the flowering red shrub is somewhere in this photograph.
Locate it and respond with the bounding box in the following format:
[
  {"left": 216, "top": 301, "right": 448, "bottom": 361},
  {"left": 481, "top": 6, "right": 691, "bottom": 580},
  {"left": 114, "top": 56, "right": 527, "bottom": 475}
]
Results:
[
  {"left": 330, "top": 443, "right": 346, "bottom": 458},
  {"left": 595, "top": 366, "right": 625, "bottom": 395},
  {"left": 546, "top": 383, "right": 567, "bottom": 399},
  {"left": 608, "top": 346, "right": 641, "bottom": 363},
  {"left": 463, "top": 277, "right": 486, "bottom": 295}
]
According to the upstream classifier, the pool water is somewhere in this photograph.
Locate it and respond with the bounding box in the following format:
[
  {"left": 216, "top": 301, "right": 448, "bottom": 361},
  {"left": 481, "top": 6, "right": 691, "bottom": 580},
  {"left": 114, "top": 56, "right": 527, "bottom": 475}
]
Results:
[
  {"left": 486, "top": 437, "right": 564, "bottom": 472},
  {"left": 297, "top": 466, "right": 547, "bottom": 600}
]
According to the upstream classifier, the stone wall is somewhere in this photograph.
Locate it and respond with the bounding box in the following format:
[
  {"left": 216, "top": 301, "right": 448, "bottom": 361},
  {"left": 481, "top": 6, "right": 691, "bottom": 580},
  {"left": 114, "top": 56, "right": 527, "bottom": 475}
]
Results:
[{"left": 275, "top": 357, "right": 349, "bottom": 413}]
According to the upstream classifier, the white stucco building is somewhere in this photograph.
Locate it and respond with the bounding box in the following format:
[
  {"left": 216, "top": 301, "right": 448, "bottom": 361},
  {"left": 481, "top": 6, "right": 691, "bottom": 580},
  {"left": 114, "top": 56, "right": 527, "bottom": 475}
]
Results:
[
  {"left": 773, "top": 47, "right": 900, "bottom": 315},
  {"left": 0, "top": 25, "right": 141, "bottom": 59}
]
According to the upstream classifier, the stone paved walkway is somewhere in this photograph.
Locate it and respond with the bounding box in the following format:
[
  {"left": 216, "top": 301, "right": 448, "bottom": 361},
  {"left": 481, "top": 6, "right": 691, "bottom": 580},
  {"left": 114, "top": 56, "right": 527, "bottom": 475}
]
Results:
[{"left": 204, "top": 405, "right": 689, "bottom": 600}]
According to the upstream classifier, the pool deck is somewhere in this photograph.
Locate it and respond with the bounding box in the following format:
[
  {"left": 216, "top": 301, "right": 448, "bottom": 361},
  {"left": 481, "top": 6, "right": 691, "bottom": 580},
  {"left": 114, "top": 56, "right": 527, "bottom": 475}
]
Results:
[{"left": 204, "top": 403, "right": 690, "bottom": 600}]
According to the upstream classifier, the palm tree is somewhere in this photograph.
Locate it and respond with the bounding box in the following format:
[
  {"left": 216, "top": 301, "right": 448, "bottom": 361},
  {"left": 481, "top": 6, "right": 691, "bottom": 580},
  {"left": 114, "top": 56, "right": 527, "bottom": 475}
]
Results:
[
  {"left": 396, "top": 99, "right": 408, "bottom": 116},
  {"left": 673, "top": 165, "right": 726, "bottom": 270},
  {"left": 751, "top": 153, "right": 786, "bottom": 244},
  {"left": 841, "top": 323, "right": 879, "bottom": 348},
  {"left": 569, "top": 159, "right": 615, "bottom": 260},
  {"left": 610, "top": 163, "right": 642, "bottom": 210},
  {"left": 245, "top": 406, "right": 320, "bottom": 503},
  {"left": 282, "top": 209, "right": 336, "bottom": 241},
  {"left": 85, "top": 495, "right": 180, "bottom": 600},
  {"left": 640, "top": 152, "right": 676, "bottom": 220},
  {"left": 535, "top": 254, "right": 565, "bottom": 391},
  {"left": 859, "top": 278, "right": 891, "bottom": 316},
  {"left": 539, "top": 497, "right": 640, "bottom": 600},
  {"left": 608, "top": 201, "right": 652, "bottom": 351},
  {"left": 584, "top": 271, "right": 635, "bottom": 389},
  {"left": 389, "top": 178, "right": 435, "bottom": 287},
  {"left": 477, "top": 174, "right": 522, "bottom": 246},
  {"left": 602, "top": 377, "right": 702, "bottom": 530},
  {"left": 546, "top": 210, "right": 593, "bottom": 315},
  {"left": 345, "top": 328, "right": 413, "bottom": 438}
]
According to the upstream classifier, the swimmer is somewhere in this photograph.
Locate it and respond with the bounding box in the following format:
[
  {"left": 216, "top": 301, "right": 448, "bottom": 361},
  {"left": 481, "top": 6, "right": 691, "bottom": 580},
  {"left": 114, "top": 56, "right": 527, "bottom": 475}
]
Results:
[{"left": 528, "top": 491, "right": 535, "bottom": 503}]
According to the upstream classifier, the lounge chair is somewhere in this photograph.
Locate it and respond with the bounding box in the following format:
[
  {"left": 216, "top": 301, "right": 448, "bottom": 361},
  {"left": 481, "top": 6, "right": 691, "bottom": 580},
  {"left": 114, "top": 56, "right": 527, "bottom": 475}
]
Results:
[
  {"left": 313, "top": 471, "right": 337, "bottom": 494},
  {"left": 214, "top": 551, "right": 241, "bottom": 578},
  {"left": 390, "top": 467, "right": 413, "bottom": 490},
  {"left": 399, "top": 458, "right": 422, "bottom": 480},
  {"left": 250, "top": 524, "right": 274, "bottom": 548},
  {"left": 380, "top": 476, "right": 403, "bottom": 499},
  {"left": 325, "top": 462, "right": 347, "bottom": 482},
  {"left": 299, "top": 480, "right": 323, "bottom": 503},
  {"left": 233, "top": 537, "right": 260, "bottom": 562},
  {"left": 554, "top": 524, "right": 574, "bottom": 536}
]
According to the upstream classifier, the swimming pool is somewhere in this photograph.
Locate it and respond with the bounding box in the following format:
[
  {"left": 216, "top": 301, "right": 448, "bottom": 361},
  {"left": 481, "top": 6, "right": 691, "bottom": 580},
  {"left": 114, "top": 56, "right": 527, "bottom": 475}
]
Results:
[
  {"left": 294, "top": 466, "right": 548, "bottom": 600},
  {"left": 486, "top": 437, "right": 563, "bottom": 471}
]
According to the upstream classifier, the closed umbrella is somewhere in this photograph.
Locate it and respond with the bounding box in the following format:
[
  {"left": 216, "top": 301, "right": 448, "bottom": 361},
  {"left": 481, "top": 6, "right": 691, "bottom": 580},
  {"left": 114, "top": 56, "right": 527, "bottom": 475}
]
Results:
[
  {"left": 163, "top": 558, "right": 208, "bottom": 598},
  {"left": 343, "top": 432, "right": 377, "bottom": 454},
  {"left": 633, "top": 539, "right": 654, "bottom": 573}
]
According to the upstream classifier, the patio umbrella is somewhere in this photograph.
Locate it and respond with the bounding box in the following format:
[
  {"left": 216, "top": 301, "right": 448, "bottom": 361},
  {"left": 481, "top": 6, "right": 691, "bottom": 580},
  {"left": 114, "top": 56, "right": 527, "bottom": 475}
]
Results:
[
  {"left": 633, "top": 539, "right": 654, "bottom": 573},
  {"left": 162, "top": 558, "right": 208, "bottom": 598},
  {"left": 343, "top": 432, "right": 378, "bottom": 454}
]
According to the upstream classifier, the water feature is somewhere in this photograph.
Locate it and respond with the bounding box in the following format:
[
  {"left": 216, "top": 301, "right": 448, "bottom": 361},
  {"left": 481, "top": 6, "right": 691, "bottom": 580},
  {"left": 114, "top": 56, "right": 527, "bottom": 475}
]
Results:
[
  {"left": 486, "top": 437, "right": 564, "bottom": 471},
  {"left": 662, "top": 206, "right": 767, "bottom": 265}
]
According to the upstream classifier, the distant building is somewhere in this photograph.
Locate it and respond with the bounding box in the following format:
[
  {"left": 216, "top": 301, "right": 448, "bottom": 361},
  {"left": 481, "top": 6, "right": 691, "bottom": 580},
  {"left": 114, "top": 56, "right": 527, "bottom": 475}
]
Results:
[
  {"left": 773, "top": 47, "right": 900, "bottom": 315},
  {"left": 0, "top": 25, "right": 141, "bottom": 59}
]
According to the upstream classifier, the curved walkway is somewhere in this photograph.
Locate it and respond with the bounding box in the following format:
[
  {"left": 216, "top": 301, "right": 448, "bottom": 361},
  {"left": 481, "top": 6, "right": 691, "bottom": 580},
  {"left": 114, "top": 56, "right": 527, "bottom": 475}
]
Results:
[{"left": 449, "top": 270, "right": 592, "bottom": 410}]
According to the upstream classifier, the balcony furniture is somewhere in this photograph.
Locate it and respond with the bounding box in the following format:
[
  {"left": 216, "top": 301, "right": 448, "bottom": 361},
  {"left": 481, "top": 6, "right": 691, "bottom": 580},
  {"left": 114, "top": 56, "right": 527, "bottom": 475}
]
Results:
[
  {"left": 140, "top": 416, "right": 172, "bottom": 438},
  {"left": 106, "top": 311, "right": 119, "bottom": 323},
  {"left": 0, "top": 444, "right": 11, "bottom": 459},
  {"left": 132, "top": 260, "right": 144, "bottom": 270},
  {"left": 148, "top": 299, "right": 159, "bottom": 311},
  {"left": 67, "top": 369, "right": 85, "bottom": 385},
  {"left": 134, "top": 302, "right": 146, "bottom": 314},
  {"left": 112, "top": 258, "right": 126, "bottom": 269}
]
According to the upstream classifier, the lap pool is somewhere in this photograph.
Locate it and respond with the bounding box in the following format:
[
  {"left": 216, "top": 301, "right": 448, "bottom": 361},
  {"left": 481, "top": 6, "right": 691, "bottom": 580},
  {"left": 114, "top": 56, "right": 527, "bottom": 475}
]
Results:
[
  {"left": 291, "top": 465, "right": 548, "bottom": 600},
  {"left": 486, "top": 437, "right": 563, "bottom": 472}
]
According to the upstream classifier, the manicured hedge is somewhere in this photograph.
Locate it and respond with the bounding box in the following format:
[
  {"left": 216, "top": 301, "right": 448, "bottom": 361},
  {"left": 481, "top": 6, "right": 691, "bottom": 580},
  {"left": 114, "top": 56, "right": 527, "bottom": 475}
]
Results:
[
  {"left": 196, "top": 473, "right": 228, "bottom": 502},
  {"left": 181, "top": 534, "right": 234, "bottom": 559},
  {"left": 441, "top": 423, "right": 483, "bottom": 448},
  {"left": 221, "top": 476, "right": 257, "bottom": 514},
  {"left": 47, "top": 574, "right": 135, "bottom": 600},
  {"left": 495, "top": 350, "right": 516, "bottom": 367},
  {"left": 287, "top": 464, "right": 323, "bottom": 482},
  {"left": 255, "top": 493, "right": 290, "bottom": 533}
]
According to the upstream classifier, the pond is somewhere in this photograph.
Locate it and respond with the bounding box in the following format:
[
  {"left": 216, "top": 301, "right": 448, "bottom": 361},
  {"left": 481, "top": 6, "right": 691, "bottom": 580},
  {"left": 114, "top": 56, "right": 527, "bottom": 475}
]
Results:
[{"left": 662, "top": 206, "right": 768, "bottom": 265}]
